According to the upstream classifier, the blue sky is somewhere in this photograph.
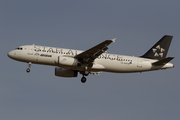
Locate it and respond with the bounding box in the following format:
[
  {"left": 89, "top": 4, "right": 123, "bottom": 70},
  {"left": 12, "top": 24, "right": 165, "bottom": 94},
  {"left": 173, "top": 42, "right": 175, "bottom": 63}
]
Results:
[{"left": 1, "top": 1, "right": 180, "bottom": 120}]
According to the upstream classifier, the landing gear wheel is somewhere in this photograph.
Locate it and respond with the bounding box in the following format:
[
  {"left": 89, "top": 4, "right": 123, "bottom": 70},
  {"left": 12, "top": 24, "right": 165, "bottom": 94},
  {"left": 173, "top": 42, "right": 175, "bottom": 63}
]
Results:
[
  {"left": 84, "top": 70, "right": 89, "bottom": 76},
  {"left": 26, "top": 62, "right": 31, "bottom": 73},
  {"left": 81, "top": 77, "right": 87, "bottom": 83},
  {"left": 26, "top": 68, "right": 30, "bottom": 73}
]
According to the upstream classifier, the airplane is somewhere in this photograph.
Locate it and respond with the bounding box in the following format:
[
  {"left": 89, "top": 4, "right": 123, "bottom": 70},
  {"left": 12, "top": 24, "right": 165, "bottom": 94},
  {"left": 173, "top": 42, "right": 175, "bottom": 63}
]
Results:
[{"left": 8, "top": 35, "right": 174, "bottom": 83}]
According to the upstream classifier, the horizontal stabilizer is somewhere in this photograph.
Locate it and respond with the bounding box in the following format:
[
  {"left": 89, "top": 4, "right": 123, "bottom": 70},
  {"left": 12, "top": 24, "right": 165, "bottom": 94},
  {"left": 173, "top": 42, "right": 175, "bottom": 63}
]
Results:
[{"left": 152, "top": 57, "right": 174, "bottom": 65}]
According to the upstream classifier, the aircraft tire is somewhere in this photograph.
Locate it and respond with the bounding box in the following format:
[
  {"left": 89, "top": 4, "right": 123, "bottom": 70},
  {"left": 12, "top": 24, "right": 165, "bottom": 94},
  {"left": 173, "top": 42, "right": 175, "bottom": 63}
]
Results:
[
  {"left": 84, "top": 71, "right": 89, "bottom": 76},
  {"left": 26, "top": 68, "right": 30, "bottom": 73},
  {"left": 81, "top": 77, "right": 86, "bottom": 83}
]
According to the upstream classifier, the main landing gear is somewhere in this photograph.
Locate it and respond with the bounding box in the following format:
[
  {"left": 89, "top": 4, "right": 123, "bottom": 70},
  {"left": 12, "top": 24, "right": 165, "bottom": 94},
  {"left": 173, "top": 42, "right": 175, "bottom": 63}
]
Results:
[
  {"left": 81, "top": 76, "right": 86, "bottom": 83},
  {"left": 26, "top": 62, "right": 31, "bottom": 73},
  {"left": 80, "top": 70, "right": 89, "bottom": 83}
]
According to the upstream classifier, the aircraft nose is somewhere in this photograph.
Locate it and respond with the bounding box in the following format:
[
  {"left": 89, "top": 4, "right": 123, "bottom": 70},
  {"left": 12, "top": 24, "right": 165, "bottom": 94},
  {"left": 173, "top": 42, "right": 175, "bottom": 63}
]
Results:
[{"left": 7, "top": 51, "right": 13, "bottom": 58}]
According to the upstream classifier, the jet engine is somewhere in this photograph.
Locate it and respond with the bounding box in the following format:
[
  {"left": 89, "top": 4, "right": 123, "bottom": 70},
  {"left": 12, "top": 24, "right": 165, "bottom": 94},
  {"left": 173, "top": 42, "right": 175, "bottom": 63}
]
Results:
[
  {"left": 57, "top": 56, "right": 78, "bottom": 66},
  {"left": 55, "top": 67, "right": 78, "bottom": 77}
]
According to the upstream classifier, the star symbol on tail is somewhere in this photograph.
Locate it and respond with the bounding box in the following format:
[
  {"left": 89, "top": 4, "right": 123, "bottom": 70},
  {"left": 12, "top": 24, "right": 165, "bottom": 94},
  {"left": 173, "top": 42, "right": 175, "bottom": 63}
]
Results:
[{"left": 152, "top": 45, "right": 165, "bottom": 57}]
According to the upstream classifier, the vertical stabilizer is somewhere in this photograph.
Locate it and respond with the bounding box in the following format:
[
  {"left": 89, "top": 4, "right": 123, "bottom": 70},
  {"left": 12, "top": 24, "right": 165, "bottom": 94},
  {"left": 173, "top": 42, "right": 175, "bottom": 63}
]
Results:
[{"left": 141, "top": 35, "right": 173, "bottom": 60}]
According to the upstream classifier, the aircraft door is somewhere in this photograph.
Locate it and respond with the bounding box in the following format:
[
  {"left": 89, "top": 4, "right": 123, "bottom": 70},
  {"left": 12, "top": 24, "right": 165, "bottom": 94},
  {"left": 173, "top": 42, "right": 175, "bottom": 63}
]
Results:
[
  {"left": 28, "top": 46, "right": 33, "bottom": 55},
  {"left": 55, "top": 56, "right": 60, "bottom": 65},
  {"left": 137, "top": 59, "right": 142, "bottom": 68}
]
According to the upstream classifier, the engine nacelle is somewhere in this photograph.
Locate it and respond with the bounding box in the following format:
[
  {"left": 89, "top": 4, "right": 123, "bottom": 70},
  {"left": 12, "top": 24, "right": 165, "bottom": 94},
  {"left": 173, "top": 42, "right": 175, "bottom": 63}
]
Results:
[
  {"left": 57, "top": 56, "right": 78, "bottom": 66},
  {"left": 55, "top": 67, "right": 78, "bottom": 77}
]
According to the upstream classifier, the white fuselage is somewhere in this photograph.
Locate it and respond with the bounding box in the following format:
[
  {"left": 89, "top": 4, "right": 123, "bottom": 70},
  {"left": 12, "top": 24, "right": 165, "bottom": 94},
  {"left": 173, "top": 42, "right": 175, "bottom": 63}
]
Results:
[{"left": 8, "top": 45, "right": 174, "bottom": 73}]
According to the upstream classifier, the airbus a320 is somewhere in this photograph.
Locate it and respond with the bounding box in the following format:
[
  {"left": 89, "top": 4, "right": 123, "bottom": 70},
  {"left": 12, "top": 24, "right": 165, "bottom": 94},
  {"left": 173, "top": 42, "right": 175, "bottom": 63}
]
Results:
[{"left": 8, "top": 35, "right": 174, "bottom": 83}]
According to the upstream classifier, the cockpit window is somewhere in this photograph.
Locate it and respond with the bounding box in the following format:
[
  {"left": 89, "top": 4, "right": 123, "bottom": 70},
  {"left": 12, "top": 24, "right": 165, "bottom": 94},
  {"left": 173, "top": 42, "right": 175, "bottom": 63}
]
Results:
[{"left": 16, "top": 47, "right": 23, "bottom": 50}]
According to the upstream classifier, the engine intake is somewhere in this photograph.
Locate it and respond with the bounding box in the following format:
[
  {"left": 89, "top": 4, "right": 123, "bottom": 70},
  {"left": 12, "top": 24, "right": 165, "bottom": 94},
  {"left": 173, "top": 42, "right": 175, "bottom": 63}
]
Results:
[{"left": 55, "top": 67, "right": 78, "bottom": 77}]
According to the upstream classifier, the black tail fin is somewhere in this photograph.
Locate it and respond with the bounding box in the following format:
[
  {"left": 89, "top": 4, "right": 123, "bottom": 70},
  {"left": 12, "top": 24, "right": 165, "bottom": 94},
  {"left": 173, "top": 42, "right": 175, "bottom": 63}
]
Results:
[{"left": 141, "top": 35, "right": 173, "bottom": 60}]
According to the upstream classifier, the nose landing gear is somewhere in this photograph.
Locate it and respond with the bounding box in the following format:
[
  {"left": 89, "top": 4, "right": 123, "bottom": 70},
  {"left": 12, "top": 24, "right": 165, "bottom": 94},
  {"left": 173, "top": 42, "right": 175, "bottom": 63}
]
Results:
[
  {"left": 26, "top": 62, "right": 31, "bottom": 73},
  {"left": 26, "top": 68, "right": 30, "bottom": 73}
]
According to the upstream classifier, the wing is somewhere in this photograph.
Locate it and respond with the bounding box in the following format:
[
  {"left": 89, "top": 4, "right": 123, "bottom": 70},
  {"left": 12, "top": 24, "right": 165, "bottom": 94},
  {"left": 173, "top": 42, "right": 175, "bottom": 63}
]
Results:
[{"left": 75, "top": 38, "right": 116, "bottom": 65}]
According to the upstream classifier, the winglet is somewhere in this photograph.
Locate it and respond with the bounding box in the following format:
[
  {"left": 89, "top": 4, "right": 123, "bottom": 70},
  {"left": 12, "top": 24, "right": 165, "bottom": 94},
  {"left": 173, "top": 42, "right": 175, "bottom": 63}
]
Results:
[{"left": 111, "top": 38, "right": 116, "bottom": 42}]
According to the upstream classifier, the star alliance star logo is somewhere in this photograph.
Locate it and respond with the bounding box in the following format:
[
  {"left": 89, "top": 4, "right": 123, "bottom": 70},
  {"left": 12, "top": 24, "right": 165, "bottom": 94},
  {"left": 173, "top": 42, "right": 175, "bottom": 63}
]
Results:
[{"left": 152, "top": 45, "right": 165, "bottom": 57}]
